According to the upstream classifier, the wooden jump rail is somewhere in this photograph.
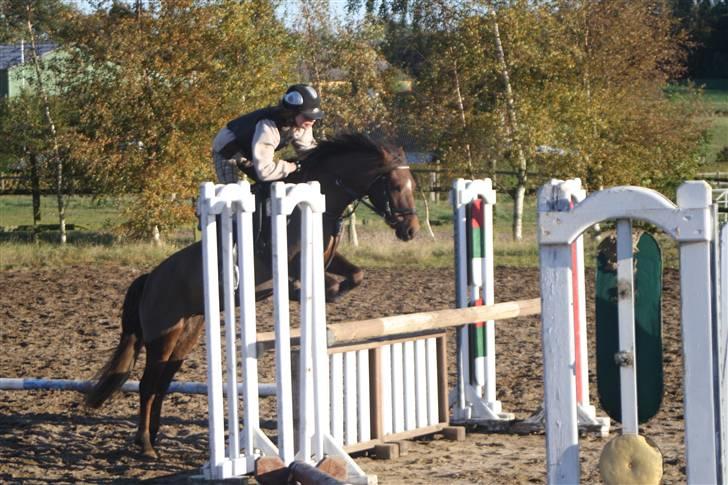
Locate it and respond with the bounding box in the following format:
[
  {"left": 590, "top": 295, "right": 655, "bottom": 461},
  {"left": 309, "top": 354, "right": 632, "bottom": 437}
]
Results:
[{"left": 256, "top": 297, "right": 541, "bottom": 349}]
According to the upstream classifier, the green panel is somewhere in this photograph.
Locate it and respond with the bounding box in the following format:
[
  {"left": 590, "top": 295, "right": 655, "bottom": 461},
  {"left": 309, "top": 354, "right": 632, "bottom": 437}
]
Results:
[{"left": 596, "top": 232, "right": 663, "bottom": 424}]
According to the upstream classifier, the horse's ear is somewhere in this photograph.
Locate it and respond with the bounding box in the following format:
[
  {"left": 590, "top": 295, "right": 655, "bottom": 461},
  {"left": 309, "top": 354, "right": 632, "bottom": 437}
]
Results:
[{"left": 383, "top": 144, "right": 407, "bottom": 167}]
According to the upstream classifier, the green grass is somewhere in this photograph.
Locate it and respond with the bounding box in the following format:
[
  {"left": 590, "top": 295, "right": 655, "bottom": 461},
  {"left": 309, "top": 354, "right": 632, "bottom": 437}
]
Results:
[
  {"left": 698, "top": 79, "right": 728, "bottom": 167},
  {"left": 0, "top": 175, "right": 683, "bottom": 272},
  {"left": 336, "top": 194, "right": 540, "bottom": 269},
  {"left": 705, "top": 116, "right": 728, "bottom": 166},
  {"left": 0, "top": 194, "right": 127, "bottom": 230},
  {"left": 0, "top": 191, "right": 542, "bottom": 270},
  {"left": 696, "top": 78, "right": 728, "bottom": 113},
  {"left": 0, "top": 240, "right": 179, "bottom": 271},
  {"left": 671, "top": 79, "right": 728, "bottom": 168}
]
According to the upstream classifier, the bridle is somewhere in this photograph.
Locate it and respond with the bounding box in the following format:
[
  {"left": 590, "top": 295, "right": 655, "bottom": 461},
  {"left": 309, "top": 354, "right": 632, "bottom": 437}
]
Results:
[{"left": 335, "top": 165, "right": 417, "bottom": 227}]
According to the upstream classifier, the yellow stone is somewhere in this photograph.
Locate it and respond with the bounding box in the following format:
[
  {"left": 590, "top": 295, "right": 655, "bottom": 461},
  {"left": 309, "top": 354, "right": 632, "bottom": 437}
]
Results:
[{"left": 599, "top": 434, "right": 663, "bottom": 485}]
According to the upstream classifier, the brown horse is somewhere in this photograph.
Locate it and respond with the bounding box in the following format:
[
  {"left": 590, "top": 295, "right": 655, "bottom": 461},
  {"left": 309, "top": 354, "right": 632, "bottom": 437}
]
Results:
[{"left": 84, "top": 133, "right": 420, "bottom": 458}]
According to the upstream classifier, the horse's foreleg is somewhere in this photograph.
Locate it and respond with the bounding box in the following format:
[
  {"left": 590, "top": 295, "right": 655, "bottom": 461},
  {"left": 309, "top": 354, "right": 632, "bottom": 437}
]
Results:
[
  {"left": 325, "top": 252, "right": 364, "bottom": 301},
  {"left": 136, "top": 324, "right": 183, "bottom": 458}
]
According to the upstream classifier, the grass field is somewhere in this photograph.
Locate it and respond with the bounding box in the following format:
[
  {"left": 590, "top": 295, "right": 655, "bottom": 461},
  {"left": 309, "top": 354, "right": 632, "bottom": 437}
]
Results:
[
  {"left": 0, "top": 195, "right": 127, "bottom": 231},
  {"left": 697, "top": 78, "right": 728, "bottom": 168},
  {"left": 0, "top": 192, "right": 544, "bottom": 270}
]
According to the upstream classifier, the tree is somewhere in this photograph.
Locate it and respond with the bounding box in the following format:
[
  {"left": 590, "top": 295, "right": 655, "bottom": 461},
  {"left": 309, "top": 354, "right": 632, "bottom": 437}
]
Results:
[
  {"left": 0, "top": 0, "right": 72, "bottom": 43},
  {"left": 58, "top": 0, "right": 296, "bottom": 238},
  {"left": 286, "top": 0, "right": 399, "bottom": 138},
  {"left": 0, "top": 0, "right": 75, "bottom": 243}
]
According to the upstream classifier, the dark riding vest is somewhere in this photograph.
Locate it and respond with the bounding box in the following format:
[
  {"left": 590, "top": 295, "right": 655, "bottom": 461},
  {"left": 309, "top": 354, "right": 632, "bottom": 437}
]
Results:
[{"left": 224, "top": 107, "right": 289, "bottom": 161}]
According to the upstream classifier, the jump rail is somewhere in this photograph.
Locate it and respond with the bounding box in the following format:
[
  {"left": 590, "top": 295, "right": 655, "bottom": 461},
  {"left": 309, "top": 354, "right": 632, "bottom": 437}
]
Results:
[
  {"left": 0, "top": 378, "right": 276, "bottom": 396},
  {"left": 255, "top": 298, "right": 541, "bottom": 347}
]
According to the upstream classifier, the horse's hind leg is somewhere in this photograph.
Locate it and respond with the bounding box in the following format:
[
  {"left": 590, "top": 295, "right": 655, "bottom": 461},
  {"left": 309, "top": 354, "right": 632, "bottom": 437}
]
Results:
[
  {"left": 148, "top": 360, "right": 183, "bottom": 447},
  {"left": 148, "top": 316, "right": 205, "bottom": 449},
  {"left": 136, "top": 324, "right": 183, "bottom": 458}
]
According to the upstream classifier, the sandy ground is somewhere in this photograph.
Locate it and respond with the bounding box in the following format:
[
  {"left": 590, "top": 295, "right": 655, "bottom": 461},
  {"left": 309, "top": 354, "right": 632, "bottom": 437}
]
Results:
[{"left": 0, "top": 263, "right": 686, "bottom": 484}]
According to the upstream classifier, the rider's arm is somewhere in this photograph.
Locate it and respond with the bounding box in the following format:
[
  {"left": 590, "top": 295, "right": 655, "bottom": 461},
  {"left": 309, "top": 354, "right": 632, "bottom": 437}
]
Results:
[
  {"left": 252, "top": 120, "right": 298, "bottom": 181},
  {"left": 291, "top": 125, "right": 317, "bottom": 156}
]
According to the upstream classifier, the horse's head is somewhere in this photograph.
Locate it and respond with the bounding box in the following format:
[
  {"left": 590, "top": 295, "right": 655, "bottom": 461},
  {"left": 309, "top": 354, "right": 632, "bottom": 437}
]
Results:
[
  {"left": 299, "top": 134, "right": 420, "bottom": 241},
  {"left": 364, "top": 145, "right": 420, "bottom": 241}
]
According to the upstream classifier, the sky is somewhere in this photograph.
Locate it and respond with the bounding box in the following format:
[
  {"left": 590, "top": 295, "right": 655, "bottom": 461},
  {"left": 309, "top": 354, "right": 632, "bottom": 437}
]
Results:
[{"left": 67, "top": 0, "right": 357, "bottom": 23}]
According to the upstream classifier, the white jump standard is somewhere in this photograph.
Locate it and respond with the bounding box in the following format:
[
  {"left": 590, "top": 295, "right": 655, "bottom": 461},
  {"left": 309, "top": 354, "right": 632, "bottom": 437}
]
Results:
[{"left": 538, "top": 179, "right": 721, "bottom": 484}]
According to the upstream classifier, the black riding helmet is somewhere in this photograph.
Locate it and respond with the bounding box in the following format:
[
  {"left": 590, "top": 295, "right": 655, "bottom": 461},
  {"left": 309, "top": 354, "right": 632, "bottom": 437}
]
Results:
[{"left": 281, "top": 84, "right": 324, "bottom": 120}]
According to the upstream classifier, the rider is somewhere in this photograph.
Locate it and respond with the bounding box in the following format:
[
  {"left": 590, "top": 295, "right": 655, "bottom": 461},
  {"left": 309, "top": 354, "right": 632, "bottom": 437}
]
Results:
[{"left": 211, "top": 83, "right": 324, "bottom": 185}]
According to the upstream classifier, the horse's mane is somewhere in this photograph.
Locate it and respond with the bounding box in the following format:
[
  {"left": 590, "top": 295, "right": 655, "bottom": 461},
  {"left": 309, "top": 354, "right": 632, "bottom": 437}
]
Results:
[{"left": 299, "top": 133, "right": 400, "bottom": 177}]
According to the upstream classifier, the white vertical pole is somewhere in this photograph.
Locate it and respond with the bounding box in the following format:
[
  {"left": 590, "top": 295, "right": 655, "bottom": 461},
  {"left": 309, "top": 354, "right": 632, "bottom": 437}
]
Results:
[
  {"left": 681, "top": 240, "right": 719, "bottom": 483},
  {"left": 357, "top": 349, "right": 371, "bottom": 443},
  {"left": 452, "top": 180, "right": 470, "bottom": 413},
  {"left": 616, "top": 219, "right": 639, "bottom": 435},
  {"left": 237, "top": 202, "right": 259, "bottom": 468},
  {"left": 415, "top": 339, "right": 428, "bottom": 428},
  {"left": 540, "top": 244, "right": 579, "bottom": 484},
  {"left": 310, "top": 197, "right": 329, "bottom": 462},
  {"left": 391, "top": 342, "right": 405, "bottom": 433},
  {"left": 574, "top": 230, "right": 590, "bottom": 409},
  {"left": 270, "top": 182, "right": 295, "bottom": 464},
  {"left": 298, "top": 204, "right": 314, "bottom": 462},
  {"left": 200, "top": 183, "right": 226, "bottom": 477},
  {"left": 482, "top": 195, "right": 496, "bottom": 406},
  {"left": 720, "top": 224, "right": 728, "bottom": 483},
  {"left": 677, "top": 182, "right": 718, "bottom": 484},
  {"left": 539, "top": 181, "right": 579, "bottom": 484},
  {"left": 403, "top": 340, "right": 417, "bottom": 430},
  {"left": 330, "top": 353, "right": 344, "bottom": 443},
  {"left": 381, "top": 345, "right": 393, "bottom": 435},
  {"left": 426, "top": 338, "right": 439, "bottom": 425},
  {"left": 221, "top": 205, "right": 240, "bottom": 459},
  {"left": 344, "top": 351, "right": 358, "bottom": 445}
]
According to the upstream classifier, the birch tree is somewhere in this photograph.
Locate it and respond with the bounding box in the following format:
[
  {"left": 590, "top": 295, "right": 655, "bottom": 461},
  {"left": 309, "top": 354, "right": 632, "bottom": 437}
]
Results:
[{"left": 25, "top": 3, "right": 67, "bottom": 243}]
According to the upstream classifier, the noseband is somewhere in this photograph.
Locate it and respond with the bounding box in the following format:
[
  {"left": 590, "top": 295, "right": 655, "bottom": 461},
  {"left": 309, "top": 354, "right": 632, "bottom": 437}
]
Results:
[{"left": 335, "top": 166, "right": 417, "bottom": 226}]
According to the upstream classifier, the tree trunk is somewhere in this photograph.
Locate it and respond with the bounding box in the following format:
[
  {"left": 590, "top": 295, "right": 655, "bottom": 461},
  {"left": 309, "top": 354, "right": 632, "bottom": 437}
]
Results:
[
  {"left": 419, "top": 186, "right": 436, "bottom": 241},
  {"left": 30, "top": 152, "right": 41, "bottom": 244},
  {"left": 452, "top": 57, "right": 474, "bottom": 178},
  {"left": 26, "top": 6, "right": 65, "bottom": 244},
  {"left": 299, "top": 0, "right": 325, "bottom": 92},
  {"left": 153, "top": 225, "right": 161, "bottom": 245},
  {"left": 512, "top": 184, "right": 525, "bottom": 243},
  {"left": 347, "top": 210, "right": 358, "bottom": 247},
  {"left": 491, "top": 8, "right": 528, "bottom": 241}
]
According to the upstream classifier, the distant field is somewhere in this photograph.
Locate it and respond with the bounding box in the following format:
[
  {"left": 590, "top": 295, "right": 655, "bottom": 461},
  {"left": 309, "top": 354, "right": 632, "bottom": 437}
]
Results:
[
  {"left": 0, "top": 195, "right": 126, "bottom": 230},
  {"left": 0, "top": 192, "right": 546, "bottom": 270},
  {"left": 697, "top": 79, "right": 728, "bottom": 167},
  {"left": 699, "top": 78, "right": 728, "bottom": 109}
]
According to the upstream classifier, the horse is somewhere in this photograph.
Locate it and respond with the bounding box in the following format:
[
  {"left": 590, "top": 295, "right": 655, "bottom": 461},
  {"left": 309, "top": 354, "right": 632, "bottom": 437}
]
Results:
[{"left": 84, "top": 133, "right": 420, "bottom": 458}]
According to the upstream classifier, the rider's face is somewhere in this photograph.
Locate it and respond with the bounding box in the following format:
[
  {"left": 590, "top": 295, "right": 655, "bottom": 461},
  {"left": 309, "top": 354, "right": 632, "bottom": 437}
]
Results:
[{"left": 295, "top": 113, "right": 316, "bottom": 129}]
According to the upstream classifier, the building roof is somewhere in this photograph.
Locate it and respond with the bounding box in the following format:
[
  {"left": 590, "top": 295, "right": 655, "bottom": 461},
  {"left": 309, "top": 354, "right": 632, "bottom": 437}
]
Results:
[{"left": 0, "top": 43, "right": 57, "bottom": 70}]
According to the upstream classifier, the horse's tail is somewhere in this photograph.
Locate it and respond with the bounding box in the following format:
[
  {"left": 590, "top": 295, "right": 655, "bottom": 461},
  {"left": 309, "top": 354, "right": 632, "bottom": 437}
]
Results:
[{"left": 85, "top": 273, "right": 147, "bottom": 409}]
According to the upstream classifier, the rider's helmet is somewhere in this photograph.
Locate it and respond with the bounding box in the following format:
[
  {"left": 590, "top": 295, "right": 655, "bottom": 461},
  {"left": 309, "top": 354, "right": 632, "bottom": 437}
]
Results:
[{"left": 281, "top": 84, "right": 324, "bottom": 120}]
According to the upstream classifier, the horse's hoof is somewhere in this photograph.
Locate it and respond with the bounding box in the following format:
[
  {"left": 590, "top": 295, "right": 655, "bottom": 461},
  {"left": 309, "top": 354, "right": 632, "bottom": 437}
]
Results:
[
  {"left": 139, "top": 446, "right": 159, "bottom": 460},
  {"left": 134, "top": 435, "right": 159, "bottom": 460}
]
